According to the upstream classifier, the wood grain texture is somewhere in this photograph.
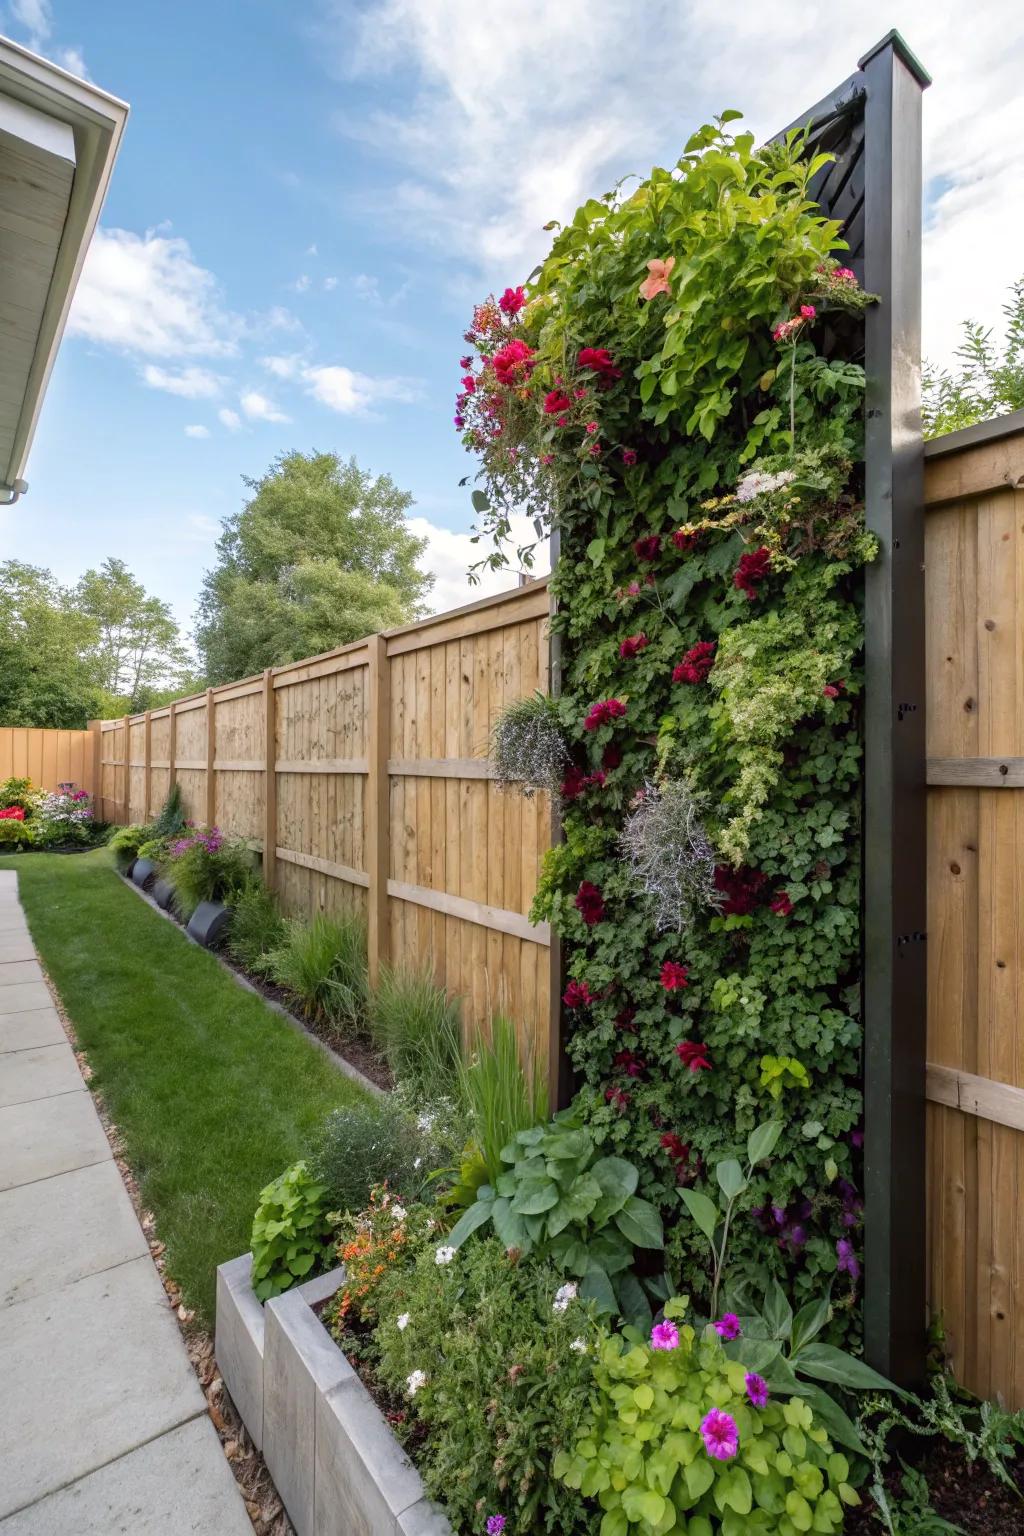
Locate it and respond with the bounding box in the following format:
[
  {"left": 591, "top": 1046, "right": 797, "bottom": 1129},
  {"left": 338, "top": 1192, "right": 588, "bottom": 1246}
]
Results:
[{"left": 0, "top": 727, "right": 95, "bottom": 796}]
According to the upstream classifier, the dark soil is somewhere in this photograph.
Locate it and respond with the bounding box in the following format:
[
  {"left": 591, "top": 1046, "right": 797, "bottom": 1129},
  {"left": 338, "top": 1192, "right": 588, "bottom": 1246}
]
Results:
[
  {"left": 847, "top": 1438, "right": 1024, "bottom": 1534},
  {"left": 314, "top": 1299, "right": 429, "bottom": 1457}
]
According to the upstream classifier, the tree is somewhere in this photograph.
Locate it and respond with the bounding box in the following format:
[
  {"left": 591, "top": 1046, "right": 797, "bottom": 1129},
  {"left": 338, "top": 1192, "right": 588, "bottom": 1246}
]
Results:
[
  {"left": 0, "top": 561, "right": 103, "bottom": 727},
  {"left": 74, "top": 558, "right": 192, "bottom": 713},
  {"left": 923, "top": 274, "right": 1024, "bottom": 437},
  {"left": 195, "top": 451, "right": 432, "bottom": 683}
]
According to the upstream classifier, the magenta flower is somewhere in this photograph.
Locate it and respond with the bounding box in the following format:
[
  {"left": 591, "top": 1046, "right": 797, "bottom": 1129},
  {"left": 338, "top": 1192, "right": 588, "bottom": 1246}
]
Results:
[
  {"left": 650, "top": 1320, "right": 679, "bottom": 1351},
  {"left": 700, "top": 1408, "right": 739, "bottom": 1460},
  {"left": 714, "top": 1313, "right": 742, "bottom": 1341},
  {"left": 745, "top": 1372, "right": 770, "bottom": 1408},
  {"left": 486, "top": 1518, "right": 506, "bottom": 1536},
  {"left": 836, "top": 1237, "right": 861, "bottom": 1280}
]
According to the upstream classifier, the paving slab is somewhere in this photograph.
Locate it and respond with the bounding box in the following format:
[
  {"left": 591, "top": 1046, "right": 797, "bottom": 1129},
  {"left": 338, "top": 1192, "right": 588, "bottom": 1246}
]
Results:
[
  {"left": 0, "top": 1415, "right": 253, "bottom": 1536},
  {"left": 0, "top": 915, "right": 30, "bottom": 936},
  {"left": 0, "top": 960, "right": 44, "bottom": 987},
  {"left": 0, "top": 1090, "right": 110, "bottom": 1191},
  {"left": 0, "top": 1257, "right": 206, "bottom": 1518},
  {"left": 0, "top": 1159, "right": 149, "bottom": 1308},
  {"left": 0, "top": 1007, "right": 64, "bottom": 1053},
  {"left": 0, "top": 1042, "right": 83, "bottom": 1108},
  {"left": 0, "top": 935, "right": 35, "bottom": 963},
  {"left": 0, "top": 982, "right": 51, "bottom": 1015}
]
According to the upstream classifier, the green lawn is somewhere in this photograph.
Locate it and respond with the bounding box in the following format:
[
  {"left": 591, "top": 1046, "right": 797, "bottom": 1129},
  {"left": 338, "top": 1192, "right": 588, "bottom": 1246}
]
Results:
[{"left": 2, "top": 847, "right": 367, "bottom": 1325}]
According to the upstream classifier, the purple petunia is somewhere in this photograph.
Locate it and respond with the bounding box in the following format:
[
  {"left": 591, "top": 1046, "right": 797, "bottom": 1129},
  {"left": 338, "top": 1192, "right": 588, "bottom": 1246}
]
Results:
[
  {"left": 485, "top": 1519, "right": 506, "bottom": 1536},
  {"left": 650, "top": 1320, "right": 679, "bottom": 1351},
  {"left": 714, "top": 1313, "right": 742, "bottom": 1341},
  {"left": 745, "top": 1372, "right": 770, "bottom": 1408},
  {"left": 837, "top": 1237, "right": 861, "bottom": 1280},
  {"left": 700, "top": 1408, "right": 739, "bottom": 1460}
]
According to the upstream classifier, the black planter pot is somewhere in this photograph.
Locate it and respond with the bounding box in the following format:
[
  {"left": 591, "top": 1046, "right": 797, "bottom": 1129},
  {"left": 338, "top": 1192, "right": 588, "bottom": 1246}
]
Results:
[
  {"left": 187, "top": 900, "right": 232, "bottom": 949},
  {"left": 152, "top": 878, "right": 177, "bottom": 912},
  {"left": 131, "top": 857, "right": 157, "bottom": 888}
]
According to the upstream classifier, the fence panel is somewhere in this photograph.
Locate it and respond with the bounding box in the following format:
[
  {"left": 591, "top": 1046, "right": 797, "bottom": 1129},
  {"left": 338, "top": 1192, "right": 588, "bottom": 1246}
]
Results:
[
  {"left": 924, "top": 409, "right": 1024, "bottom": 1406},
  {"left": 0, "top": 726, "right": 96, "bottom": 795}
]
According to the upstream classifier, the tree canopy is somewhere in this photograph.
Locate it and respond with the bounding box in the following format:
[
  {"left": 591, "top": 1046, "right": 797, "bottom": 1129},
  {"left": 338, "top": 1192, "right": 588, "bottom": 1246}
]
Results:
[
  {"left": 924, "top": 273, "right": 1024, "bottom": 437},
  {"left": 0, "top": 561, "right": 102, "bottom": 728},
  {"left": 195, "top": 451, "right": 432, "bottom": 683},
  {"left": 75, "top": 558, "right": 192, "bottom": 712}
]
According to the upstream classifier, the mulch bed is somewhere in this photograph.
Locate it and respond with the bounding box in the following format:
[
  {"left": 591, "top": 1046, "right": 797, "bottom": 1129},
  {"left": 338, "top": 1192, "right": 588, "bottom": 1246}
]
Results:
[{"left": 847, "top": 1437, "right": 1024, "bottom": 1533}]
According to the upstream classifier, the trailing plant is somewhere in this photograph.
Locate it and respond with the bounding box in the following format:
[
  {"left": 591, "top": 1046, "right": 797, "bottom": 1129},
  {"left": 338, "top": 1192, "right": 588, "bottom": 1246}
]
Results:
[
  {"left": 250, "top": 1160, "right": 334, "bottom": 1301},
  {"left": 307, "top": 1099, "right": 430, "bottom": 1215},
  {"left": 619, "top": 779, "right": 719, "bottom": 931},
  {"left": 373, "top": 1235, "right": 600, "bottom": 1535},
  {"left": 555, "top": 1294, "right": 860, "bottom": 1536},
  {"left": 164, "top": 825, "right": 253, "bottom": 911},
  {"left": 490, "top": 691, "right": 569, "bottom": 796},
  {"left": 368, "top": 967, "right": 462, "bottom": 1097},
  {"left": 226, "top": 874, "right": 286, "bottom": 971},
  {"left": 265, "top": 912, "right": 368, "bottom": 1031}
]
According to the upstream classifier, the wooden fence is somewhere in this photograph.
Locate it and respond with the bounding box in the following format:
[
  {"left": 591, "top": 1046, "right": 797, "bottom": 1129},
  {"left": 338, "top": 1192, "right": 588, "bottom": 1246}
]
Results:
[
  {"left": 0, "top": 726, "right": 96, "bottom": 795},
  {"left": 97, "top": 580, "right": 555, "bottom": 1074},
  {"left": 925, "top": 408, "right": 1024, "bottom": 1406}
]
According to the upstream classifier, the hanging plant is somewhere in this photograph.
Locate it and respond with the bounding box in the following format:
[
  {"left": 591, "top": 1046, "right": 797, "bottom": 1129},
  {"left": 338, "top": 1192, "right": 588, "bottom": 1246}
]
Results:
[
  {"left": 619, "top": 780, "right": 719, "bottom": 932},
  {"left": 489, "top": 692, "right": 568, "bottom": 797}
]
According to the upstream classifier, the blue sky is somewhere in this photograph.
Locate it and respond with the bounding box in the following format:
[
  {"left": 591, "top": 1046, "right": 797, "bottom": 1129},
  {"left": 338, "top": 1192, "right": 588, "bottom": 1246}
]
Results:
[{"left": 2, "top": 0, "right": 1023, "bottom": 645}]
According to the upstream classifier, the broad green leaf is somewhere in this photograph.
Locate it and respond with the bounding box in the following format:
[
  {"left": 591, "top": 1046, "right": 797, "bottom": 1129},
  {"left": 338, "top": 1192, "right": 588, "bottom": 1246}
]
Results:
[
  {"left": 580, "top": 1261, "right": 618, "bottom": 1315},
  {"left": 599, "top": 1510, "right": 628, "bottom": 1536},
  {"left": 447, "top": 1198, "right": 494, "bottom": 1250},
  {"left": 616, "top": 1269, "right": 653, "bottom": 1333},
  {"left": 470, "top": 489, "right": 490, "bottom": 513},
  {"left": 796, "top": 1343, "right": 900, "bottom": 1394},
  {"left": 614, "top": 1196, "right": 664, "bottom": 1249},
  {"left": 510, "top": 1180, "right": 560, "bottom": 1216},
  {"left": 789, "top": 1296, "right": 832, "bottom": 1356},
  {"left": 680, "top": 1187, "right": 719, "bottom": 1245},
  {"left": 685, "top": 1457, "right": 714, "bottom": 1500},
  {"left": 746, "top": 1120, "right": 783, "bottom": 1166},
  {"left": 490, "top": 1196, "right": 529, "bottom": 1252},
  {"left": 762, "top": 1280, "right": 793, "bottom": 1340},
  {"left": 715, "top": 1158, "right": 747, "bottom": 1201}
]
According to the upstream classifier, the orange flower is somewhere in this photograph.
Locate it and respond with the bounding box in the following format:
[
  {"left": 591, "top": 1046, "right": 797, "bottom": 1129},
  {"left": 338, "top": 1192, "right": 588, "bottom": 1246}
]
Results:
[{"left": 639, "top": 256, "right": 675, "bottom": 301}]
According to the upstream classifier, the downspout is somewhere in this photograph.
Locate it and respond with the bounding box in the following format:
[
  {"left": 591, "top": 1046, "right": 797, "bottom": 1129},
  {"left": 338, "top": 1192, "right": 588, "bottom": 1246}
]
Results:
[{"left": 0, "top": 479, "right": 28, "bottom": 504}]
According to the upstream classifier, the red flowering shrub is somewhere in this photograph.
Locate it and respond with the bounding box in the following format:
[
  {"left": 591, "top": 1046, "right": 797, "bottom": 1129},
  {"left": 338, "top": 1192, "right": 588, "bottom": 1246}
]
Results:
[
  {"left": 619, "top": 633, "right": 648, "bottom": 660},
  {"left": 574, "top": 881, "right": 605, "bottom": 926},
  {"left": 633, "top": 536, "right": 661, "bottom": 562},
  {"left": 544, "top": 390, "right": 572, "bottom": 416},
  {"left": 563, "top": 979, "right": 594, "bottom": 1009},
  {"left": 676, "top": 1041, "right": 712, "bottom": 1073},
  {"left": 660, "top": 961, "right": 689, "bottom": 991},
  {"left": 560, "top": 765, "right": 606, "bottom": 800},
  {"left": 733, "top": 545, "right": 772, "bottom": 598},
  {"left": 492, "top": 339, "right": 535, "bottom": 386},
  {"left": 582, "top": 698, "right": 626, "bottom": 732},
  {"left": 0, "top": 806, "right": 26, "bottom": 821},
  {"left": 577, "top": 346, "right": 622, "bottom": 380},
  {"left": 672, "top": 640, "right": 716, "bottom": 685}
]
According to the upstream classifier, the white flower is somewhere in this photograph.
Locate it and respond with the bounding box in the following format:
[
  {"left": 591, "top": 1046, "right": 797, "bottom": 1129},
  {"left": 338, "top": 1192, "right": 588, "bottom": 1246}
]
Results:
[
  {"left": 406, "top": 1369, "right": 427, "bottom": 1397},
  {"left": 570, "top": 1337, "right": 587, "bottom": 1354},
  {"left": 414, "top": 1157, "right": 423, "bottom": 1170},
  {"left": 435, "top": 1245, "right": 456, "bottom": 1266},
  {"left": 391, "top": 1205, "right": 407, "bottom": 1223},
  {"left": 397, "top": 1312, "right": 411, "bottom": 1332},
  {"left": 552, "top": 1281, "right": 579, "bottom": 1314},
  {"left": 417, "top": 1111, "right": 436, "bottom": 1132},
  {"left": 735, "top": 468, "right": 796, "bottom": 504}
]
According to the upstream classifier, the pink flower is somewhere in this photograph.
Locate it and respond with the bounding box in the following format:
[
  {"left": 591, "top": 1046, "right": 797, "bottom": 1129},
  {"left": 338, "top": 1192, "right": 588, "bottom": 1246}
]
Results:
[
  {"left": 700, "top": 1408, "right": 739, "bottom": 1461},
  {"left": 461, "top": 375, "right": 475, "bottom": 393},
  {"left": 619, "top": 633, "right": 648, "bottom": 660},
  {"left": 650, "top": 1320, "right": 679, "bottom": 1351},
  {"left": 639, "top": 256, "right": 675, "bottom": 301},
  {"left": 714, "top": 1313, "right": 742, "bottom": 1341},
  {"left": 563, "top": 979, "right": 594, "bottom": 1009},
  {"left": 588, "top": 442, "right": 601, "bottom": 457},
  {"left": 492, "top": 339, "right": 534, "bottom": 386},
  {"left": 498, "top": 286, "right": 526, "bottom": 315},
  {"left": 585, "top": 421, "right": 599, "bottom": 434},
  {"left": 800, "top": 304, "right": 816, "bottom": 319},
  {"left": 660, "top": 961, "right": 689, "bottom": 992},
  {"left": 835, "top": 267, "right": 856, "bottom": 282},
  {"left": 823, "top": 682, "right": 842, "bottom": 699},
  {"left": 540, "top": 452, "right": 555, "bottom": 466},
  {"left": 583, "top": 698, "right": 627, "bottom": 732},
  {"left": 837, "top": 1237, "right": 861, "bottom": 1280},
  {"left": 745, "top": 1372, "right": 770, "bottom": 1408},
  {"left": 675, "top": 1040, "right": 711, "bottom": 1073},
  {"left": 575, "top": 881, "right": 606, "bottom": 926},
  {"left": 622, "top": 448, "right": 638, "bottom": 466},
  {"left": 459, "top": 355, "right": 472, "bottom": 369}
]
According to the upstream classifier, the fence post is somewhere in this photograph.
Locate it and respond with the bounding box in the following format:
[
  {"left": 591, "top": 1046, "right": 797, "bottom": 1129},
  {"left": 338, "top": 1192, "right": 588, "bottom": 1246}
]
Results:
[
  {"left": 87, "top": 720, "right": 101, "bottom": 813},
  {"left": 143, "top": 711, "right": 152, "bottom": 820},
  {"left": 121, "top": 715, "right": 130, "bottom": 825},
  {"left": 263, "top": 668, "right": 277, "bottom": 891},
  {"left": 366, "top": 634, "right": 390, "bottom": 989},
  {"left": 205, "top": 688, "right": 217, "bottom": 827},
  {"left": 168, "top": 700, "right": 177, "bottom": 797}
]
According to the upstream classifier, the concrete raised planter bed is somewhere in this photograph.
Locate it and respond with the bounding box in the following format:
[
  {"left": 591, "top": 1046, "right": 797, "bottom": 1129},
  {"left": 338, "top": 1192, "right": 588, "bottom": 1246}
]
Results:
[{"left": 216, "top": 1254, "right": 451, "bottom": 1536}]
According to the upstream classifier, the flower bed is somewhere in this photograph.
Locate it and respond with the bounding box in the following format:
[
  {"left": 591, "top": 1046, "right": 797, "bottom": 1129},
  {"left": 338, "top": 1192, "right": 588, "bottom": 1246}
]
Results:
[{"left": 0, "top": 776, "right": 101, "bottom": 852}]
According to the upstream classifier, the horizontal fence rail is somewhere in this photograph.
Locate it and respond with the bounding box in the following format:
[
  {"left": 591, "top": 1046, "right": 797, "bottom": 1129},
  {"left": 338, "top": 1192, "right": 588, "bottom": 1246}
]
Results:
[{"left": 96, "top": 579, "right": 554, "bottom": 1074}]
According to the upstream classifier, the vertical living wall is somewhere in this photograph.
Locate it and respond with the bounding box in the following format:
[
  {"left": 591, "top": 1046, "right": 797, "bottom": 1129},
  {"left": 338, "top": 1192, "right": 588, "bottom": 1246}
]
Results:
[{"left": 459, "top": 35, "right": 928, "bottom": 1377}]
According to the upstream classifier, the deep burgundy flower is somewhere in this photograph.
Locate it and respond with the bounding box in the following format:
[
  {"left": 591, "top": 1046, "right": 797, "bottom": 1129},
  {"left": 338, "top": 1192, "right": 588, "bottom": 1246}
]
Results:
[
  {"left": 672, "top": 640, "right": 716, "bottom": 685},
  {"left": 601, "top": 744, "right": 622, "bottom": 771},
  {"left": 605, "top": 1085, "right": 631, "bottom": 1110},
  {"left": 770, "top": 890, "right": 793, "bottom": 916},
  {"left": 633, "top": 535, "right": 661, "bottom": 562},
  {"left": 577, "top": 346, "right": 622, "bottom": 379},
  {"left": 614, "top": 1005, "right": 637, "bottom": 1033},
  {"left": 660, "top": 1132, "right": 690, "bottom": 1167},
  {"left": 733, "top": 545, "right": 771, "bottom": 599},
  {"left": 498, "top": 286, "right": 526, "bottom": 315},
  {"left": 583, "top": 698, "right": 626, "bottom": 732},
  {"left": 560, "top": 766, "right": 606, "bottom": 800},
  {"left": 613, "top": 1049, "right": 645, "bottom": 1078},
  {"left": 575, "top": 881, "right": 606, "bottom": 926},
  {"left": 544, "top": 389, "right": 573, "bottom": 416},
  {"left": 672, "top": 528, "right": 699, "bottom": 553},
  {"left": 714, "top": 864, "right": 767, "bottom": 916},
  {"left": 492, "top": 339, "right": 535, "bottom": 386},
  {"left": 660, "top": 961, "right": 689, "bottom": 991},
  {"left": 619, "top": 633, "right": 648, "bottom": 660},
  {"left": 563, "top": 979, "right": 594, "bottom": 1009},
  {"left": 622, "top": 448, "right": 638, "bottom": 466},
  {"left": 675, "top": 1040, "right": 712, "bottom": 1072}
]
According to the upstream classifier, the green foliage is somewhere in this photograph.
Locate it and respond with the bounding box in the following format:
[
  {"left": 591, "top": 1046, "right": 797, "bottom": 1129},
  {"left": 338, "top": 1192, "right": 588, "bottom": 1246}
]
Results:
[
  {"left": 164, "top": 829, "right": 253, "bottom": 911},
  {"left": 678, "top": 1119, "right": 782, "bottom": 1317},
  {"left": 923, "top": 274, "right": 1024, "bottom": 438},
  {"left": 73, "top": 557, "right": 192, "bottom": 712},
  {"left": 250, "top": 1160, "right": 335, "bottom": 1300},
  {"left": 367, "top": 967, "right": 462, "bottom": 1096},
  {"left": 457, "top": 1014, "right": 547, "bottom": 1183},
  {"left": 374, "top": 1236, "right": 600, "bottom": 1535},
  {"left": 108, "top": 822, "right": 156, "bottom": 870},
  {"left": 0, "top": 819, "right": 33, "bottom": 847},
  {"left": 880, "top": 1465, "right": 964, "bottom": 1535},
  {"left": 449, "top": 1110, "right": 663, "bottom": 1326},
  {"left": 0, "top": 561, "right": 104, "bottom": 727},
  {"left": 265, "top": 912, "right": 369, "bottom": 1031},
  {"left": 225, "top": 874, "right": 286, "bottom": 971},
  {"left": 0, "top": 776, "right": 35, "bottom": 811},
  {"left": 307, "top": 1100, "right": 429, "bottom": 1214},
  {"left": 153, "top": 783, "right": 186, "bottom": 840},
  {"left": 195, "top": 451, "right": 433, "bottom": 683},
  {"left": 556, "top": 1297, "right": 860, "bottom": 1535}
]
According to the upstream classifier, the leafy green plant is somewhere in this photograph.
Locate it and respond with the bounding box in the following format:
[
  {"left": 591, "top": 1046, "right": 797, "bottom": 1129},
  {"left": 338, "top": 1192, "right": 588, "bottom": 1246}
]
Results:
[
  {"left": 226, "top": 874, "right": 286, "bottom": 971},
  {"left": 555, "top": 1294, "right": 860, "bottom": 1535},
  {"left": 307, "top": 1099, "right": 428, "bottom": 1214},
  {"left": 250, "top": 1160, "right": 335, "bottom": 1301},
  {"left": 875, "top": 1464, "right": 964, "bottom": 1536},
  {"left": 0, "top": 819, "right": 33, "bottom": 848},
  {"left": 265, "top": 912, "right": 368, "bottom": 1031},
  {"left": 153, "top": 782, "right": 187, "bottom": 839},
  {"left": 374, "top": 1235, "right": 600, "bottom": 1536},
  {"left": 164, "top": 826, "right": 254, "bottom": 911},
  {"left": 679, "top": 1119, "right": 783, "bottom": 1317},
  {"left": 449, "top": 1110, "right": 664, "bottom": 1326},
  {"left": 108, "top": 822, "right": 155, "bottom": 870},
  {"left": 0, "top": 776, "right": 36, "bottom": 812},
  {"left": 368, "top": 967, "right": 462, "bottom": 1096},
  {"left": 136, "top": 835, "right": 169, "bottom": 862},
  {"left": 923, "top": 272, "right": 1024, "bottom": 437},
  {"left": 457, "top": 1013, "right": 546, "bottom": 1183}
]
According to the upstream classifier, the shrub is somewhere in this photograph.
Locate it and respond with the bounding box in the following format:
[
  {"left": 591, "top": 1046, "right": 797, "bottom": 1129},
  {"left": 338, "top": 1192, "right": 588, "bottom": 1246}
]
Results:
[
  {"left": 307, "top": 1099, "right": 427, "bottom": 1214},
  {"left": 108, "top": 822, "right": 155, "bottom": 870},
  {"left": 164, "top": 825, "right": 253, "bottom": 911},
  {"left": 0, "top": 776, "right": 36, "bottom": 813},
  {"left": 226, "top": 874, "right": 286, "bottom": 972},
  {"left": 328, "top": 1186, "right": 436, "bottom": 1332},
  {"left": 368, "top": 967, "right": 462, "bottom": 1096},
  {"left": 265, "top": 912, "right": 368, "bottom": 1031},
  {"left": 136, "top": 836, "right": 169, "bottom": 862},
  {"left": 30, "top": 783, "right": 94, "bottom": 847},
  {"left": 153, "top": 782, "right": 186, "bottom": 839},
  {"left": 555, "top": 1296, "right": 860, "bottom": 1535},
  {"left": 490, "top": 691, "right": 569, "bottom": 796},
  {"left": 458, "top": 1013, "right": 546, "bottom": 1183},
  {"left": 373, "top": 1236, "right": 600, "bottom": 1535},
  {"left": 0, "top": 819, "right": 33, "bottom": 848},
  {"left": 250, "top": 1160, "right": 335, "bottom": 1301}
]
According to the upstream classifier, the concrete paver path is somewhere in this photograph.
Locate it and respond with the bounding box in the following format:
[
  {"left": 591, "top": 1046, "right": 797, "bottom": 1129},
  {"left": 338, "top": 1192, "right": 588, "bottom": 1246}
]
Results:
[{"left": 0, "top": 870, "right": 252, "bottom": 1534}]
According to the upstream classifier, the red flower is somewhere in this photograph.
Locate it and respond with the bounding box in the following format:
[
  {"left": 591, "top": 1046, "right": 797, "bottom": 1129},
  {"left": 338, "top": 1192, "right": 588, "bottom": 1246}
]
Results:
[
  {"left": 660, "top": 961, "right": 689, "bottom": 991},
  {"left": 563, "top": 979, "right": 594, "bottom": 1009},
  {"left": 733, "top": 546, "right": 771, "bottom": 599},
  {"left": 575, "top": 881, "right": 606, "bottom": 926},
  {"left": 605, "top": 1086, "right": 631, "bottom": 1110},
  {"left": 587, "top": 441, "right": 601, "bottom": 457},
  {"left": 560, "top": 766, "right": 606, "bottom": 800},
  {"left": 770, "top": 891, "right": 793, "bottom": 917},
  {"left": 577, "top": 346, "right": 622, "bottom": 379},
  {"left": 613, "top": 1049, "right": 646, "bottom": 1078},
  {"left": 619, "top": 633, "right": 648, "bottom": 660},
  {"left": 672, "top": 529, "right": 699, "bottom": 553},
  {"left": 672, "top": 640, "right": 716, "bottom": 685},
  {"left": 676, "top": 1040, "right": 712, "bottom": 1073},
  {"left": 622, "top": 448, "right": 638, "bottom": 466},
  {"left": 633, "top": 535, "right": 661, "bottom": 562},
  {"left": 602, "top": 744, "right": 622, "bottom": 771},
  {"left": 614, "top": 1005, "right": 637, "bottom": 1032},
  {"left": 583, "top": 698, "right": 626, "bottom": 732},
  {"left": 0, "top": 806, "right": 26, "bottom": 821},
  {"left": 499, "top": 286, "right": 526, "bottom": 315},
  {"left": 714, "top": 865, "right": 767, "bottom": 916},
  {"left": 660, "top": 1132, "right": 691, "bottom": 1166},
  {"left": 461, "top": 375, "right": 476, "bottom": 393},
  {"left": 544, "top": 389, "right": 572, "bottom": 415},
  {"left": 459, "top": 355, "right": 472, "bottom": 370},
  {"left": 492, "top": 339, "right": 535, "bottom": 386}
]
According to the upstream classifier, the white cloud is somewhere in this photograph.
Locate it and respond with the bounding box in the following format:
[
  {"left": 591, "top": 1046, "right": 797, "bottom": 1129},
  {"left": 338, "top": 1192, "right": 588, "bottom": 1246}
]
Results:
[
  {"left": 218, "top": 408, "right": 242, "bottom": 432},
  {"left": 306, "top": 243, "right": 319, "bottom": 256},
  {"left": 303, "top": 363, "right": 419, "bottom": 416},
  {"left": 240, "top": 389, "right": 291, "bottom": 423},
  {"left": 69, "top": 227, "right": 240, "bottom": 359},
  {"left": 9, "top": 0, "right": 50, "bottom": 45},
  {"left": 261, "top": 353, "right": 303, "bottom": 379},
  {"left": 184, "top": 512, "right": 220, "bottom": 542},
  {"left": 291, "top": 274, "right": 311, "bottom": 293},
  {"left": 354, "top": 273, "right": 380, "bottom": 303},
  {"left": 324, "top": 276, "right": 338, "bottom": 291},
  {"left": 408, "top": 514, "right": 549, "bottom": 614},
  {"left": 54, "top": 44, "right": 89, "bottom": 79},
  {"left": 141, "top": 364, "right": 221, "bottom": 399},
  {"left": 184, "top": 424, "right": 210, "bottom": 439},
  {"left": 253, "top": 304, "right": 303, "bottom": 334}
]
